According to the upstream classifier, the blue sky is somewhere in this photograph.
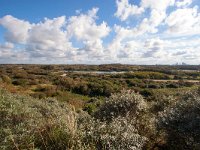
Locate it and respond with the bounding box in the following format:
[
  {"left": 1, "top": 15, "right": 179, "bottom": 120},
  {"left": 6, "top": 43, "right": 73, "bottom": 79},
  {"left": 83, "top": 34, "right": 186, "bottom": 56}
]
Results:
[
  {"left": 0, "top": 0, "right": 200, "bottom": 64},
  {"left": 0, "top": 0, "right": 115, "bottom": 23}
]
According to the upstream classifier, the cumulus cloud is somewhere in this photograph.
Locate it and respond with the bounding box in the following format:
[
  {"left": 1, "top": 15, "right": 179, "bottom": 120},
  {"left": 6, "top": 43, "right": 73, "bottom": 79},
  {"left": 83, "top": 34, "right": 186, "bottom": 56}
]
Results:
[
  {"left": 0, "top": 42, "right": 14, "bottom": 58},
  {"left": 113, "top": 0, "right": 176, "bottom": 42},
  {"left": 0, "top": 42, "right": 29, "bottom": 63},
  {"left": 176, "top": 48, "right": 200, "bottom": 61},
  {"left": 117, "top": 40, "right": 141, "bottom": 58},
  {"left": 137, "top": 9, "right": 167, "bottom": 34},
  {"left": 176, "top": 0, "right": 193, "bottom": 7},
  {"left": 67, "top": 8, "right": 110, "bottom": 58},
  {"left": 67, "top": 8, "right": 110, "bottom": 41},
  {"left": 135, "top": 0, "right": 175, "bottom": 34},
  {"left": 27, "top": 16, "right": 74, "bottom": 58},
  {"left": 0, "top": 15, "right": 31, "bottom": 43},
  {"left": 0, "top": 42, "right": 14, "bottom": 49},
  {"left": 141, "top": 0, "right": 175, "bottom": 11},
  {"left": 184, "top": 51, "right": 200, "bottom": 60},
  {"left": 165, "top": 6, "right": 200, "bottom": 35},
  {"left": 142, "top": 38, "right": 168, "bottom": 58},
  {"left": 0, "top": 8, "right": 111, "bottom": 63},
  {"left": 115, "top": 0, "right": 144, "bottom": 21},
  {"left": 173, "top": 50, "right": 187, "bottom": 56},
  {"left": 110, "top": 0, "right": 199, "bottom": 64},
  {"left": 0, "top": 15, "right": 74, "bottom": 59}
]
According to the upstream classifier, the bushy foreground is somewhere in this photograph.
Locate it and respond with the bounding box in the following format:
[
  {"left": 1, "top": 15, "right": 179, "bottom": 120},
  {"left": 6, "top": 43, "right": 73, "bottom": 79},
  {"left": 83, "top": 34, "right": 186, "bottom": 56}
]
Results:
[
  {"left": 158, "top": 89, "right": 200, "bottom": 149},
  {"left": 1, "top": 88, "right": 200, "bottom": 150},
  {"left": 0, "top": 89, "right": 147, "bottom": 150}
]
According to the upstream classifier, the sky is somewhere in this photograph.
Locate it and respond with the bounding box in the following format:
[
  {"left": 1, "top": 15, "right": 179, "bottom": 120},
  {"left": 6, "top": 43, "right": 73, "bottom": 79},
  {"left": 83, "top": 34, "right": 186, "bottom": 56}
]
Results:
[{"left": 0, "top": 0, "right": 200, "bottom": 64}]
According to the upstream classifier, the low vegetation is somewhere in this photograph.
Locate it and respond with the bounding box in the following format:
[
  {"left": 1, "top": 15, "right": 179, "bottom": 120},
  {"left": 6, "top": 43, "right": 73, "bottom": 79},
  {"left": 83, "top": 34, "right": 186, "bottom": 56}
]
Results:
[
  {"left": 0, "top": 89, "right": 148, "bottom": 149},
  {"left": 0, "top": 64, "right": 200, "bottom": 149},
  {"left": 1, "top": 87, "right": 200, "bottom": 149}
]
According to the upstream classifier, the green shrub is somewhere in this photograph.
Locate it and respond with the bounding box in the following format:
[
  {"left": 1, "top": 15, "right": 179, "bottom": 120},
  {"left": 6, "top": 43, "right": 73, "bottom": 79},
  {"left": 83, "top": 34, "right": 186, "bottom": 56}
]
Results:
[
  {"left": 140, "top": 89, "right": 153, "bottom": 98},
  {"left": 12, "top": 79, "right": 28, "bottom": 86},
  {"left": 83, "top": 103, "right": 96, "bottom": 114},
  {"left": 54, "top": 77, "right": 75, "bottom": 91}
]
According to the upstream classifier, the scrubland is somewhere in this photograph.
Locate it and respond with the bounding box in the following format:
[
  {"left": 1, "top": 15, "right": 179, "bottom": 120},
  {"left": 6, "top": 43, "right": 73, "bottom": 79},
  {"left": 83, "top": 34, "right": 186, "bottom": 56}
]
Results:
[{"left": 0, "top": 64, "right": 200, "bottom": 149}]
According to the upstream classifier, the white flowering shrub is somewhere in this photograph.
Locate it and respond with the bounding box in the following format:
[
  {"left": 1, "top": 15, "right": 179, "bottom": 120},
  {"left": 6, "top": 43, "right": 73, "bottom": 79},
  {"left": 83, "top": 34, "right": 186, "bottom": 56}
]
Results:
[
  {"left": 93, "top": 90, "right": 157, "bottom": 149},
  {"left": 78, "top": 114, "right": 148, "bottom": 150},
  {"left": 94, "top": 90, "right": 147, "bottom": 121},
  {"left": 0, "top": 89, "right": 149, "bottom": 150},
  {"left": 158, "top": 89, "right": 200, "bottom": 149}
]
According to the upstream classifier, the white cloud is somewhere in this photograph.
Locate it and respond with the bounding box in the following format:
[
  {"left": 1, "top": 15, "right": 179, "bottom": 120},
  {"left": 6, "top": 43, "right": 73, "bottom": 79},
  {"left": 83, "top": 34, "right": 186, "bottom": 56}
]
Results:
[
  {"left": 113, "top": 0, "right": 176, "bottom": 42},
  {"left": 174, "top": 48, "right": 200, "bottom": 62},
  {"left": 115, "top": 0, "right": 175, "bottom": 22},
  {"left": 137, "top": 0, "right": 175, "bottom": 34},
  {"left": 117, "top": 40, "right": 141, "bottom": 58},
  {"left": 133, "top": 0, "right": 175, "bottom": 37},
  {"left": 0, "top": 8, "right": 111, "bottom": 63},
  {"left": 137, "top": 9, "right": 166, "bottom": 34},
  {"left": 110, "top": 0, "right": 199, "bottom": 64},
  {"left": 27, "top": 16, "right": 74, "bottom": 58},
  {"left": 142, "top": 38, "right": 168, "bottom": 58},
  {"left": 165, "top": 6, "right": 200, "bottom": 35},
  {"left": 0, "top": 42, "right": 29, "bottom": 63},
  {"left": 67, "top": 8, "right": 110, "bottom": 41},
  {"left": 0, "top": 15, "right": 31, "bottom": 43},
  {"left": 141, "top": 0, "right": 175, "bottom": 11},
  {"left": 115, "top": 0, "right": 144, "bottom": 21},
  {"left": 0, "top": 42, "right": 14, "bottom": 49},
  {"left": 176, "top": 0, "right": 193, "bottom": 7},
  {"left": 173, "top": 50, "right": 187, "bottom": 56},
  {"left": 0, "top": 15, "right": 75, "bottom": 61},
  {"left": 0, "top": 42, "right": 14, "bottom": 58},
  {"left": 67, "top": 8, "right": 110, "bottom": 58}
]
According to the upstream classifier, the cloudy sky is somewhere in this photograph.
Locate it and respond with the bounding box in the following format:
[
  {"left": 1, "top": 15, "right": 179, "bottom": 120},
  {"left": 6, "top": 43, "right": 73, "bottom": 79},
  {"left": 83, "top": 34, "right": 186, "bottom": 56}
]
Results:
[{"left": 0, "top": 0, "right": 200, "bottom": 64}]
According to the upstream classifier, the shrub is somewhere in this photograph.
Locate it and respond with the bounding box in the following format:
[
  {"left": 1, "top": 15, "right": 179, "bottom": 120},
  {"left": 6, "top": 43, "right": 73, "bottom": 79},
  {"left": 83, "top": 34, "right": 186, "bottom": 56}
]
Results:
[
  {"left": 140, "top": 89, "right": 153, "bottom": 98},
  {"left": 12, "top": 79, "right": 28, "bottom": 86},
  {"left": 0, "top": 89, "right": 79, "bottom": 150},
  {"left": 78, "top": 115, "right": 148, "bottom": 150},
  {"left": 73, "top": 83, "right": 90, "bottom": 95},
  {"left": 13, "top": 72, "right": 28, "bottom": 79},
  {"left": 30, "top": 92, "right": 46, "bottom": 99},
  {"left": 83, "top": 103, "right": 96, "bottom": 114},
  {"left": 1, "top": 75, "right": 12, "bottom": 84},
  {"left": 0, "top": 89, "right": 148, "bottom": 150},
  {"left": 54, "top": 77, "right": 75, "bottom": 91},
  {"left": 166, "top": 83, "right": 179, "bottom": 88},
  {"left": 158, "top": 89, "right": 200, "bottom": 149},
  {"left": 34, "top": 85, "right": 58, "bottom": 97},
  {"left": 94, "top": 90, "right": 147, "bottom": 121}
]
